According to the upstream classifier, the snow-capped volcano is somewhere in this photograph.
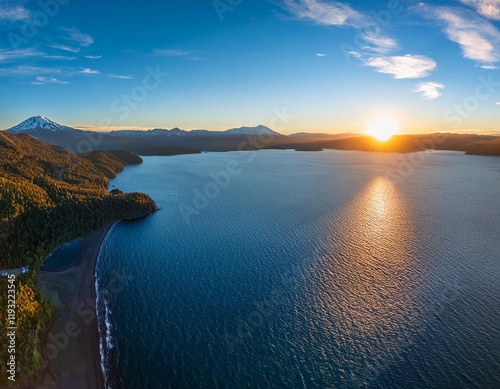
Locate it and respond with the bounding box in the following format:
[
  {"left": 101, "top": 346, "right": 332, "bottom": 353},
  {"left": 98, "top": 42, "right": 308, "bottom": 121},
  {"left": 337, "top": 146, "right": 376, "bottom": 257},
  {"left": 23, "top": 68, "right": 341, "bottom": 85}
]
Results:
[
  {"left": 223, "top": 125, "right": 281, "bottom": 136},
  {"left": 6, "top": 116, "right": 76, "bottom": 134}
]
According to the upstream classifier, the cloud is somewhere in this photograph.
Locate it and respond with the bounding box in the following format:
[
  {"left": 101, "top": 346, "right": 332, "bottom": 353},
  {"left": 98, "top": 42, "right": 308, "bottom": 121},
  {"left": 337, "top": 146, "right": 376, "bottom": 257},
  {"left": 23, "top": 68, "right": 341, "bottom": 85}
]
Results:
[
  {"left": 84, "top": 55, "right": 102, "bottom": 59},
  {"left": 61, "top": 27, "right": 94, "bottom": 47},
  {"left": 414, "top": 81, "right": 445, "bottom": 99},
  {"left": 283, "top": 0, "right": 398, "bottom": 53},
  {"left": 44, "top": 55, "right": 77, "bottom": 60},
  {"left": 283, "top": 0, "right": 366, "bottom": 27},
  {"left": 417, "top": 4, "right": 500, "bottom": 63},
  {"left": 153, "top": 49, "right": 194, "bottom": 57},
  {"left": 80, "top": 68, "right": 99, "bottom": 74},
  {"left": 361, "top": 33, "right": 399, "bottom": 53},
  {"left": 46, "top": 28, "right": 93, "bottom": 53},
  {"left": 31, "top": 76, "right": 69, "bottom": 85},
  {"left": 0, "top": 66, "right": 59, "bottom": 76},
  {"left": 460, "top": 0, "right": 500, "bottom": 20},
  {"left": 316, "top": 53, "right": 327, "bottom": 57},
  {"left": 0, "top": 65, "right": 103, "bottom": 79},
  {"left": 364, "top": 55, "right": 437, "bottom": 79},
  {"left": 107, "top": 74, "right": 134, "bottom": 79},
  {"left": 496, "top": 102, "right": 500, "bottom": 105},
  {"left": 0, "top": 48, "right": 42, "bottom": 62},
  {"left": 47, "top": 42, "right": 81, "bottom": 53},
  {"left": 479, "top": 64, "right": 498, "bottom": 69},
  {"left": 0, "top": 6, "right": 30, "bottom": 22}
]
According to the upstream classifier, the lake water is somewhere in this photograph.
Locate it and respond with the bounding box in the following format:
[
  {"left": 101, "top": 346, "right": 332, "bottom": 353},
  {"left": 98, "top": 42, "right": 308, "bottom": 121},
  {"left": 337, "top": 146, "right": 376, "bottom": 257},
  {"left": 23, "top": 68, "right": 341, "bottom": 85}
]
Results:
[
  {"left": 96, "top": 150, "right": 500, "bottom": 388},
  {"left": 40, "top": 240, "right": 81, "bottom": 272}
]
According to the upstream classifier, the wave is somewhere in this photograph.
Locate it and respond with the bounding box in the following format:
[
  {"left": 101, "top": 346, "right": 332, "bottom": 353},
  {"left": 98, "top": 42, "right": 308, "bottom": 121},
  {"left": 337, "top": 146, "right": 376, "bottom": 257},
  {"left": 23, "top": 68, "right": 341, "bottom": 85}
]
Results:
[{"left": 95, "top": 224, "right": 118, "bottom": 389}]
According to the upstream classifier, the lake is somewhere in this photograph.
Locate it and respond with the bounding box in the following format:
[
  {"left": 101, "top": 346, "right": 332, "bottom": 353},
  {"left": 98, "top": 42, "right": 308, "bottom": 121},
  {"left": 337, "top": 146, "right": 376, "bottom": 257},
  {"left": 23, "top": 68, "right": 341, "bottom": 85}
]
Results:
[
  {"left": 96, "top": 149, "right": 500, "bottom": 388},
  {"left": 41, "top": 240, "right": 81, "bottom": 272}
]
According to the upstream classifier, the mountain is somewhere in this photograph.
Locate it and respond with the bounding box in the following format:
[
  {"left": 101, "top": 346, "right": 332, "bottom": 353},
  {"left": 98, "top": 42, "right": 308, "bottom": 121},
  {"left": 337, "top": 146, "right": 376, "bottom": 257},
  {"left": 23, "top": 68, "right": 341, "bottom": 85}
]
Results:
[
  {"left": 3, "top": 117, "right": 201, "bottom": 156},
  {"left": 108, "top": 125, "right": 282, "bottom": 138},
  {"left": 5, "top": 116, "right": 98, "bottom": 147},
  {"left": 6, "top": 115, "right": 76, "bottom": 134},
  {"left": 109, "top": 127, "right": 187, "bottom": 137},
  {"left": 6, "top": 117, "right": 499, "bottom": 156},
  {"left": 222, "top": 125, "right": 281, "bottom": 136}
]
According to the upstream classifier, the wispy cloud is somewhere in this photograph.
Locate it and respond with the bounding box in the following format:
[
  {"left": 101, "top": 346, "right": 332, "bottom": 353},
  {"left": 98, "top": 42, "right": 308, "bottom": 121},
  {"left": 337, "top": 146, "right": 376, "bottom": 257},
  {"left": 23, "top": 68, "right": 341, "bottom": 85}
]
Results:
[
  {"left": 496, "top": 102, "right": 500, "bottom": 105},
  {"left": 364, "top": 55, "right": 437, "bottom": 79},
  {"left": 417, "top": 4, "right": 500, "bottom": 64},
  {"left": 0, "top": 66, "right": 59, "bottom": 76},
  {"left": 460, "top": 0, "right": 500, "bottom": 20},
  {"left": 283, "top": 0, "right": 366, "bottom": 27},
  {"left": 84, "top": 55, "right": 102, "bottom": 59},
  {"left": 46, "top": 28, "right": 93, "bottom": 54},
  {"left": 479, "top": 63, "right": 498, "bottom": 69},
  {"left": 361, "top": 33, "right": 398, "bottom": 53},
  {"left": 316, "top": 53, "right": 327, "bottom": 57},
  {"left": 107, "top": 74, "right": 134, "bottom": 79},
  {"left": 0, "top": 48, "right": 42, "bottom": 62},
  {"left": 31, "top": 76, "right": 69, "bottom": 85},
  {"left": 44, "top": 55, "right": 77, "bottom": 61},
  {"left": 80, "top": 68, "right": 99, "bottom": 74},
  {"left": 0, "top": 5, "right": 30, "bottom": 22},
  {"left": 414, "top": 81, "right": 445, "bottom": 100},
  {"left": 47, "top": 42, "right": 81, "bottom": 53},
  {"left": 0, "top": 65, "right": 104, "bottom": 79},
  {"left": 153, "top": 49, "right": 194, "bottom": 57},
  {"left": 283, "top": 0, "right": 398, "bottom": 53},
  {"left": 61, "top": 27, "right": 94, "bottom": 47}
]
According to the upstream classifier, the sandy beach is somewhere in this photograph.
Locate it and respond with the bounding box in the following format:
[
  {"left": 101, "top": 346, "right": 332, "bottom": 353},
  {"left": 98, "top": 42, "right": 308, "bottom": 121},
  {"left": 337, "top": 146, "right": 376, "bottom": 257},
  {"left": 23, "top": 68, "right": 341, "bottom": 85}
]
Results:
[{"left": 32, "top": 222, "right": 117, "bottom": 389}]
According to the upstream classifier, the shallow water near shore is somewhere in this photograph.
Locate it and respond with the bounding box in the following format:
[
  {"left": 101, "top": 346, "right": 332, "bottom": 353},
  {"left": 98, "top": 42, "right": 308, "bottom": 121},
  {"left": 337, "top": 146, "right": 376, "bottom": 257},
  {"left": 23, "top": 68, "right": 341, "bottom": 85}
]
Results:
[
  {"left": 96, "top": 150, "right": 500, "bottom": 388},
  {"left": 40, "top": 240, "right": 81, "bottom": 272}
]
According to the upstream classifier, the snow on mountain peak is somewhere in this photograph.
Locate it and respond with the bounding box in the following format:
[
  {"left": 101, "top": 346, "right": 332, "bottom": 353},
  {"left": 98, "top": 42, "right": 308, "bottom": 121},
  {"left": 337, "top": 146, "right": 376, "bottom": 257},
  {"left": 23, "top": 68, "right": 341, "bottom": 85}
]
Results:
[
  {"left": 6, "top": 116, "right": 75, "bottom": 134},
  {"left": 224, "top": 125, "right": 281, "bottom": 136}
]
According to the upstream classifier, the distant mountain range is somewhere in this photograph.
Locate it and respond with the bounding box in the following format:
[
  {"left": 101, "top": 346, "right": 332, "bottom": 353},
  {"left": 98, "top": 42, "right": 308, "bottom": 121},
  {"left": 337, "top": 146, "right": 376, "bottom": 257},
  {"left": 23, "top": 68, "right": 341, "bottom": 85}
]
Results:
[
  {"left": 108, "top": 125, "right": 283, "bottom": 138},
  {"left": 6, "top": 117, "right": 282, "bottom": 138},
  {"left": 3, "top": 116, "right": 348, "bottom": 154},
  {"left": 4, "top": 116, "right": 201, "bottom": 156},
  {"left": 3, "top": 116, "right": 500, "bottom": 156}
]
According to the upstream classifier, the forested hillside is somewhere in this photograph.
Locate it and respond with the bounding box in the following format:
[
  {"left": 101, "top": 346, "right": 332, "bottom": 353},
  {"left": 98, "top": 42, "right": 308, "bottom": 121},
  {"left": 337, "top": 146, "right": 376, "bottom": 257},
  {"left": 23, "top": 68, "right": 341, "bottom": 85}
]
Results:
[{"left": 0, "top": 132, "right": 156, "bottom": 385}]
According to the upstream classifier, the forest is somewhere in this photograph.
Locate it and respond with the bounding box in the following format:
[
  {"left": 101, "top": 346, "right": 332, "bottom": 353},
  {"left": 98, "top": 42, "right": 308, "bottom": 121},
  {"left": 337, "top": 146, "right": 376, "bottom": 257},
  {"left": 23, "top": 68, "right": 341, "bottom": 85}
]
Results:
[{"left": 0, "top": 132, "right": 156, "bottom": 385}]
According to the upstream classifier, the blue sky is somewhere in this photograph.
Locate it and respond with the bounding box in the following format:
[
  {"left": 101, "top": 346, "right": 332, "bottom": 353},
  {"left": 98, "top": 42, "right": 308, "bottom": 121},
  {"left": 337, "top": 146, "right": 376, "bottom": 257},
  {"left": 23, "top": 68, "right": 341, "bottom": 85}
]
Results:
[{"left": 1, "top": 0, "right": 499, "bottom": 134}]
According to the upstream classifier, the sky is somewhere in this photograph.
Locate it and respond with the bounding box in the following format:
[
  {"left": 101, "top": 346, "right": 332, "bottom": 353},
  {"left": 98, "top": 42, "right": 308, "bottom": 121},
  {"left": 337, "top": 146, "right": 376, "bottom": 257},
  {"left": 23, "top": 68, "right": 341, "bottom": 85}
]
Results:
[{"left": 0, "top": 0, "right": 500, "bottom": 134}]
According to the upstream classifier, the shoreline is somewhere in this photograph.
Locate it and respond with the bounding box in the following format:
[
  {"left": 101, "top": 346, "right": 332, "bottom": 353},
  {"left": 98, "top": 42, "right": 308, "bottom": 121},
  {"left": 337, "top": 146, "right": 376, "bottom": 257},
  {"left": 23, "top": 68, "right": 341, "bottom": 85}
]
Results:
[{"left": 35, "top": 221, "right": 119, "bottom": 389}]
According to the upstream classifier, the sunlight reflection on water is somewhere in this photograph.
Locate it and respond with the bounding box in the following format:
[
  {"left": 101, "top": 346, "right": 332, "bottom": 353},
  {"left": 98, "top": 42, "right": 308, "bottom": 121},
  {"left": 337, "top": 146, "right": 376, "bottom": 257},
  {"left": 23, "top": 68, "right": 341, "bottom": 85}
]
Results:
[{"left": 306, "top": 176, "right": 424, "bottom": 385}]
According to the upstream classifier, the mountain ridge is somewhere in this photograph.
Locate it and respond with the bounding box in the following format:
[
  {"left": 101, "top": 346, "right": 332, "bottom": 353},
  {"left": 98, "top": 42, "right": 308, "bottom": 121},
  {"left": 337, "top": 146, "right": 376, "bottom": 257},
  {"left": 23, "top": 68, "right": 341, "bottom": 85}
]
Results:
[
  {"left": 4, "top": 116, "right": 500, "bottom": 155},
  {"left": 5, "top": 117, "right": 284, "bottom": 137}
]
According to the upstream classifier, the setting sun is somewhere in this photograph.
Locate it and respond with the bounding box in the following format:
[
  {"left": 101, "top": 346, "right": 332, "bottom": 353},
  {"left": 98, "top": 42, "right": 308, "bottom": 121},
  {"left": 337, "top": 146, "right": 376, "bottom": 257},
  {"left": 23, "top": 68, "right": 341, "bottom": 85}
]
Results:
[{"left": 366, "top": 117, "right": 399, "bottom": 142}]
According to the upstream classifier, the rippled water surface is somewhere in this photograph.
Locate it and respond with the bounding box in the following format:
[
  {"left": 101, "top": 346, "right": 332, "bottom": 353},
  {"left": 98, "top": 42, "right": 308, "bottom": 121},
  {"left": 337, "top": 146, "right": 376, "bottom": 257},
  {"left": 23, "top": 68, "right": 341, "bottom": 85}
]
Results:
[{"left": 96, "top": 150, "right": 500, "bottom": 388}]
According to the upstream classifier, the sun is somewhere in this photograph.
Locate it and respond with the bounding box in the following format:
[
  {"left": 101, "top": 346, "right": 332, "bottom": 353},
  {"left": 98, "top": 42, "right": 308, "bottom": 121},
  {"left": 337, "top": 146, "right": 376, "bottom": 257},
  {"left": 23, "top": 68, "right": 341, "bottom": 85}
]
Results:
[{"left": 366, "top": 117, "right": 399, "bottom": 142}]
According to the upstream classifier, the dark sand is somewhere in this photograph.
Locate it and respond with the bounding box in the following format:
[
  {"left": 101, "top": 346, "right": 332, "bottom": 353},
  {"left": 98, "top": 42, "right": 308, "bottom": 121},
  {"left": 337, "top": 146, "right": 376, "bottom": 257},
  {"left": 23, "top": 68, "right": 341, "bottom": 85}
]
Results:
[{"left": 33, "top": 222, "right": 117, "bottom": 389}]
